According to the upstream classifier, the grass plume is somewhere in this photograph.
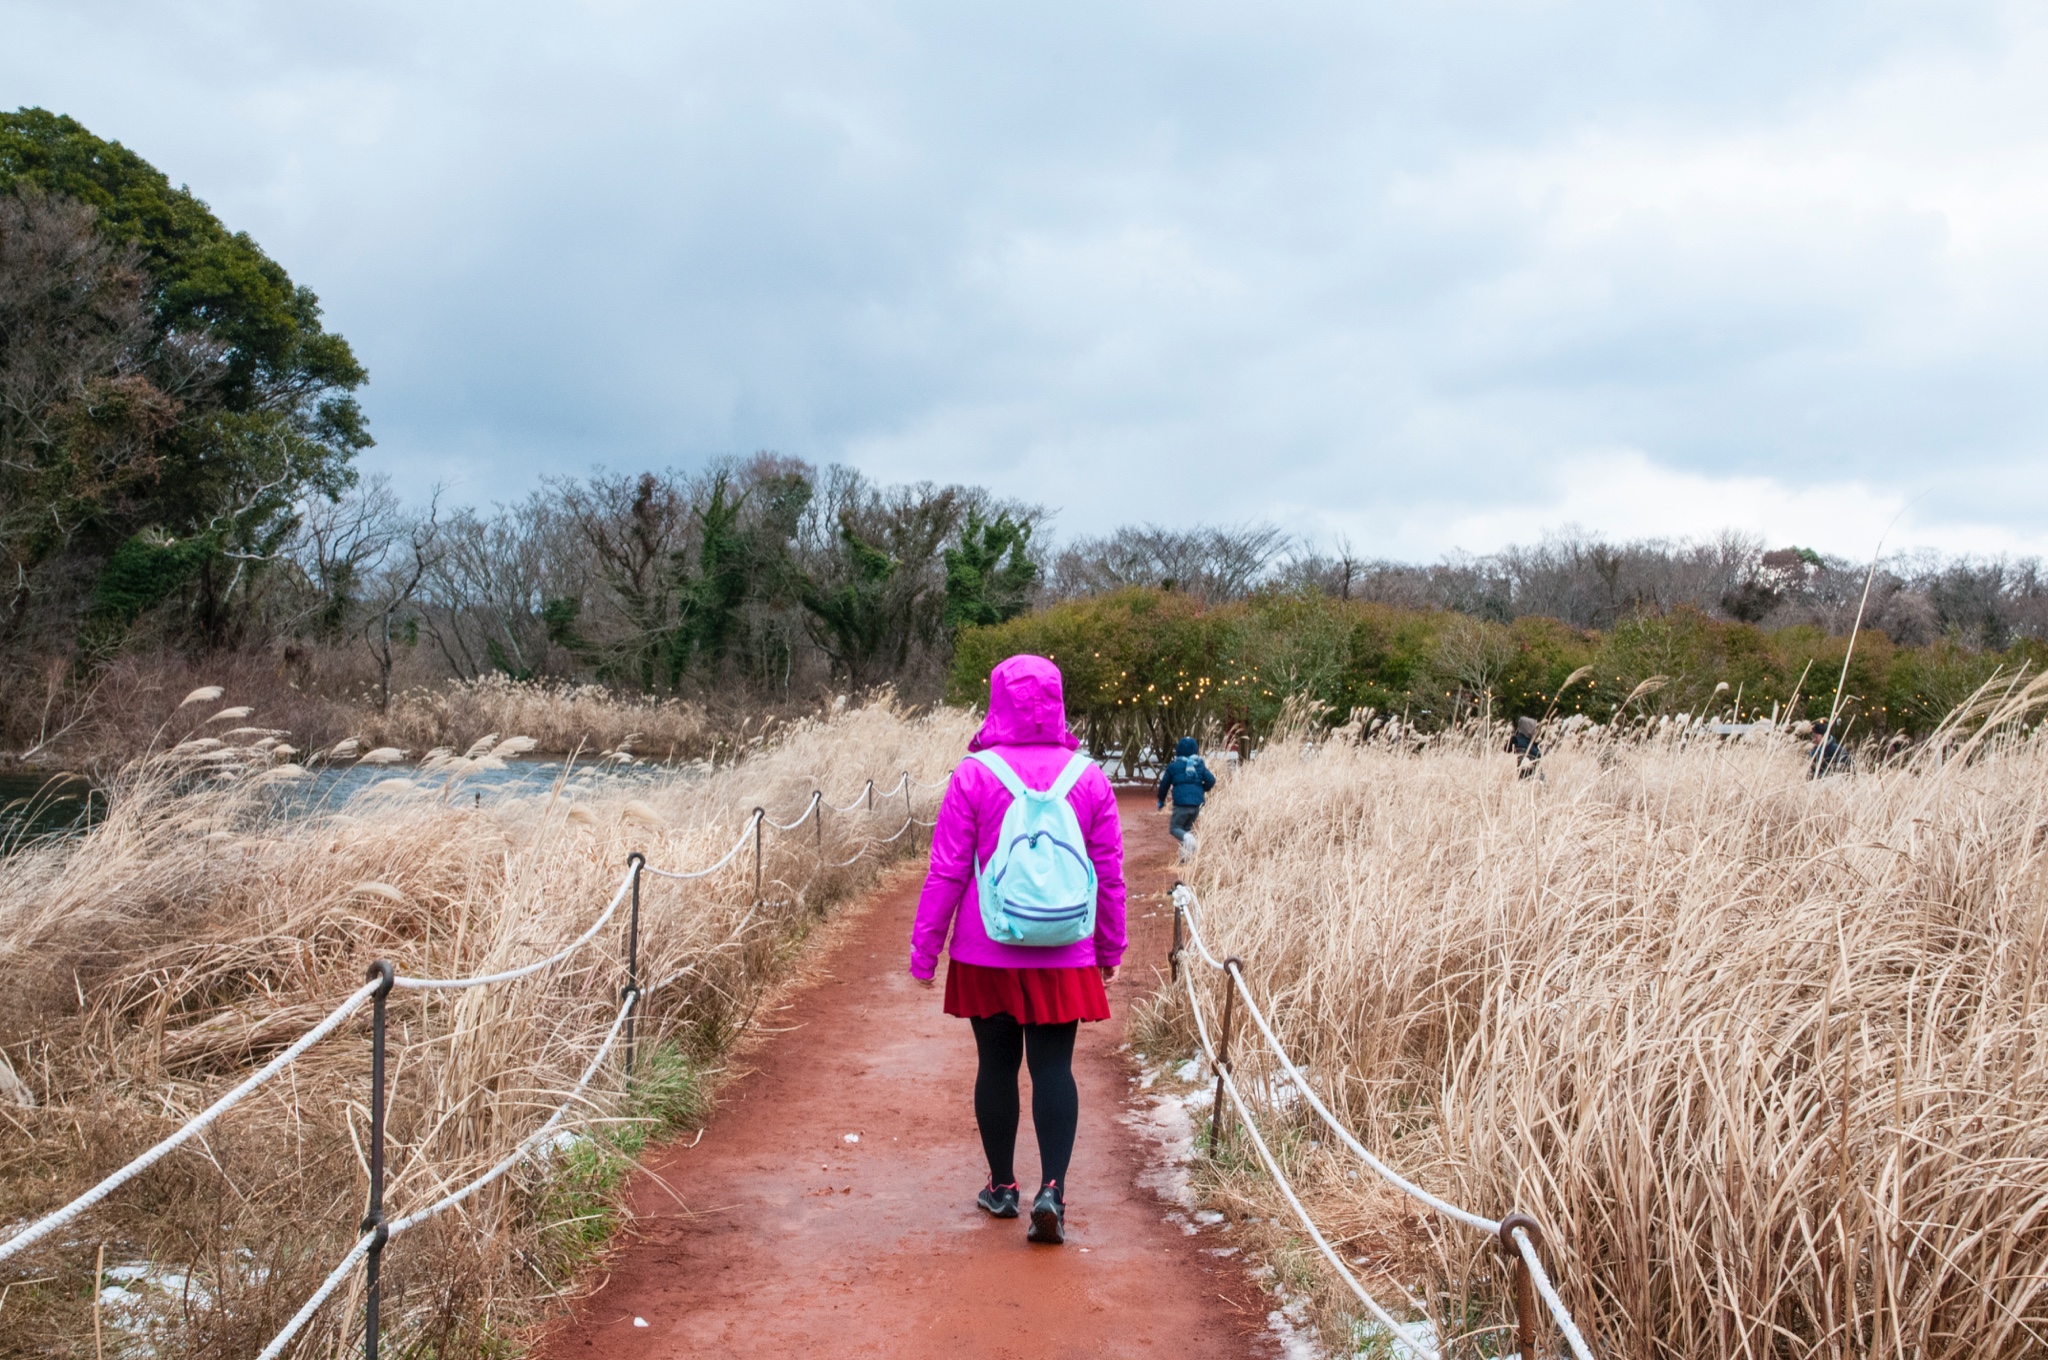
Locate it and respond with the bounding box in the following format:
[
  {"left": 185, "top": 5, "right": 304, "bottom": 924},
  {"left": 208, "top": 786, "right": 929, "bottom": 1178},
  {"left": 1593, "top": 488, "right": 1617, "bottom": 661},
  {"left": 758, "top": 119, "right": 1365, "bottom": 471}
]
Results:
[
  {"left": 0, "top": 692, "right": 969, "bottom": 1357},
  {"left": 1166, "top": 702, "right": 2048, "bottom": 1359}
]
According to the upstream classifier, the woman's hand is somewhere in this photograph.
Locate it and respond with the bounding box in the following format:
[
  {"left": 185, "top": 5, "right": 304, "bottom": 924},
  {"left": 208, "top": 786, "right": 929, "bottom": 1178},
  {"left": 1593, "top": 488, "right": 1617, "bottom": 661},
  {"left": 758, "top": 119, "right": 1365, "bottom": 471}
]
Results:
[{"left": 1100, "top": 964, "right": 1120, "bottom": 983}]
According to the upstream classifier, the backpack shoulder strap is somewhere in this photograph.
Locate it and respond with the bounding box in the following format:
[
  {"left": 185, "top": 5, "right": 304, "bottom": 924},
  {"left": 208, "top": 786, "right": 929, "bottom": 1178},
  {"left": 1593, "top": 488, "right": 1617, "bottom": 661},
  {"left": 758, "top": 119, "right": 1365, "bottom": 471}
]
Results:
[
  {"left": 1047, "top": 751, "right": 1094, "bottom": 801},
  {"left": 968, "top": 748, "right": 1032, "bottom": 800}
]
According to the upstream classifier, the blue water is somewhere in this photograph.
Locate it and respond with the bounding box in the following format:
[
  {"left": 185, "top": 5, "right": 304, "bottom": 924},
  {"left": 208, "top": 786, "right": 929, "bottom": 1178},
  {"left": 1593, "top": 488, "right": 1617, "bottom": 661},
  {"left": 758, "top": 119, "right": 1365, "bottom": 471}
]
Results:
[
  {"left": 0, "top": 756, "right": 677, "bottom": 855},
  {"left": 0, "top": 769, "right": 96, "bottom": 851}
]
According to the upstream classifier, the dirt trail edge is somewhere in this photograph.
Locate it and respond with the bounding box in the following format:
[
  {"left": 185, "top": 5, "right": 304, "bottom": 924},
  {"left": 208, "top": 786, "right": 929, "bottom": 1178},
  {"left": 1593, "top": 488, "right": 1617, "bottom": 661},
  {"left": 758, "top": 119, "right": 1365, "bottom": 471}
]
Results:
[{"left": 536, "top": 790, "right": 1274, "bottom": 1359}]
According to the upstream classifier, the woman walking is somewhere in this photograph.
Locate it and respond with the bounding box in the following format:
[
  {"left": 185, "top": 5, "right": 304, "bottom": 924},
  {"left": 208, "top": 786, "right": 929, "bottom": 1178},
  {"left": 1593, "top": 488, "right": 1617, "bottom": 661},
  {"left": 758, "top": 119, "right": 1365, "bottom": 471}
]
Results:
[{"left": 910, "top": 654, "right": 1126, "bottom": 1246}]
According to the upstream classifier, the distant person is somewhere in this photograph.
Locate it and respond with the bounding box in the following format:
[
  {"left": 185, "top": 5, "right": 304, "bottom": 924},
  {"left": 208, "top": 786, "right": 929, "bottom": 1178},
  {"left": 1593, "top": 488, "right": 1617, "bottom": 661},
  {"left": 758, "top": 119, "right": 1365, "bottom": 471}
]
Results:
[
  {"left": 1807, "top": 720, "right": 1850, "bottom": 778},
  {"left": 1508, "top": 716, "right": 1543, "bottom": 780},
  {"left": 909, "top": 655, "right": 1126, "bottom": 1247},
  {"left": 1156, "top": 736, "right": 1216, "bottom": 861}
]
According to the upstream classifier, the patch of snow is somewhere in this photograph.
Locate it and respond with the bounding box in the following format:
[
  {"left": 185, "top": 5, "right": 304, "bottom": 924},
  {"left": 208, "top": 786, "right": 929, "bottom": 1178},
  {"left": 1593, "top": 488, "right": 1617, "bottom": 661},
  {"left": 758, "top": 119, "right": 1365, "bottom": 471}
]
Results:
[
  {"left": 1193, "top": 1209, "right": 1225, "bottom": 1225},
  {"left": 633, "top": 1316, "right": 649, "bottom": 1328},
  {"left": 1116, "top": 1090, "right": 1197, "bottom": 1210},
  {"left": 1265, "top": 1306, "right": 1326, "bottom": 1360},
  {"left": 1352, "top": 1317, "right": 1440, "bottom": 1359},
  {"left": 1174, "top": 1058, "right": 1202, "bottom": 1083},
  {"left": 843, "top": 1132, "right": 860, "bottom": 1143}
]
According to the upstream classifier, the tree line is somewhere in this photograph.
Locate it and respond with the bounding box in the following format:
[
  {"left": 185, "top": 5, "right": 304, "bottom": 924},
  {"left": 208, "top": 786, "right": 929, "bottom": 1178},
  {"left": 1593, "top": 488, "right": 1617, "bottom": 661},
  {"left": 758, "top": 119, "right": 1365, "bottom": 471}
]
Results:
[{"left": 952, "top": 587, "right": 2035, "bottom": 768}]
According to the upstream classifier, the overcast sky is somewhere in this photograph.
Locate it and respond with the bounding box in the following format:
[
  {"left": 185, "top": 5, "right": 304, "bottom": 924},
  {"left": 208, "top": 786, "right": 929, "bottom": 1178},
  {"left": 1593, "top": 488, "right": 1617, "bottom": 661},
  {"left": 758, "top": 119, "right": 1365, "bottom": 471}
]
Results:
[{"left": 6, "top": 1, "right": 2044, "bottom": 560}]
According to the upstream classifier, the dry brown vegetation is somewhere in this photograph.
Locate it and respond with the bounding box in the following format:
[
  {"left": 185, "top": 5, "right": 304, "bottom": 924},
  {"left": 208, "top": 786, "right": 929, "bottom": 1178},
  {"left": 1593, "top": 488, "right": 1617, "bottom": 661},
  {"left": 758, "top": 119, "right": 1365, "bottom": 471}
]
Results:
[
  {"left": 7, "top": 652, "right": 762, "bottom": 773},
  {"left": 0, "top": 691, "right": 971, "bottom": 1357},
  {"left": 1159, "top": 686, "right": 2048, "bottom": 1359}
]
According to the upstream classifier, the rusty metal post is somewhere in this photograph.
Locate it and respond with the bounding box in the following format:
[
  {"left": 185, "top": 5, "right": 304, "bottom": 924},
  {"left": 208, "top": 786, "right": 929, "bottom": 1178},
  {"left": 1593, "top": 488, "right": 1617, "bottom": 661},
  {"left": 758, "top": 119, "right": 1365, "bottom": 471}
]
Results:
[
  {"left": 1169, "top": 882, "right": 1184, "bottom": 982},
  {"left": 814, "top": 791, "right": 823, "bottom": 846},
  {"left": 751, "top": 808, "right": 765, "bottom": 901},
  {"left": 1208, "top": 956, "right": 1242, "bottom": 1153},
  {"left": 1499, "top": 1212, "right": 1543, "bottom": 1359},
  {"left": 623, "top": 854, "right": 644, "bottom": 1074},
  {"left": 866, "top": 778, "right": 874, "bottom": 813},
  {"left": 362, "top": 959, "right": 396, "bottom": 1360}
]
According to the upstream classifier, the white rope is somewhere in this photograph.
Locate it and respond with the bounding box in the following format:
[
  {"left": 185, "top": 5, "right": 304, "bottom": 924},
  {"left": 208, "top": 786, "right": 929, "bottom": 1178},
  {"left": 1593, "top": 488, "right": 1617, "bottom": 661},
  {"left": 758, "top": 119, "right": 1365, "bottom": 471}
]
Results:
[
  {"left": 1222, "top": 1064, "right": 1438, "bottom": 1356},
  {"left": 253, "top": 1230, "right": 375, "bottom": 1360},
  {"left": 1175, "top": 887, "right": 1228, "bottom": 971},
  {"left": 1178, "top": 884, "right": 1598, "bottom": 1356},
  {"left": 907, "top": 773, "right": 947, "bottom": 790},
  {"left": 763, "top": 791, "right": 820, "bottom": 831},
  {"left": 1177, "top": 890, "right": 1501, "bottom": 1235},
  {"left": 255, "top": 995, "right": 637, "bottom": 1358},
  {"left": 0, "top": 977, "right": 382, "bottom": 1264},
  {"left": 392, "top": 866, "right": 637, "bottom": 991},
  {"left": 641, "top": 811, "right": 762, "bottom": 881},
  {"left": 385, "top": 992, "right": 636, "bottom": 1235},
  {"left": 826, "top": 783, "right": 874, "bottom": 814},
  {"left": 1181, "top": 967, "right": 1434, "bottom": 1357},
  {"left": 871, "top": 812, "right": 919, "bottom": 844},
  {"left": 1517, "top": 1226, "right": 1597, "bottom": 1360}
]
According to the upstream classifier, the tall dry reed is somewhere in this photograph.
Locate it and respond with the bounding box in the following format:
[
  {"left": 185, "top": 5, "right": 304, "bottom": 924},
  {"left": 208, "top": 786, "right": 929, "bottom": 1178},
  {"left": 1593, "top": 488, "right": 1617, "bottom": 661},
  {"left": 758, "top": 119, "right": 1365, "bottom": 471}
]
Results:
[
  {"left": 1168, "top": 691, "right": 2048, "bottom": 1359},
  {"left": 0, "top": 693, "right": 971, "bottom": 1357}
]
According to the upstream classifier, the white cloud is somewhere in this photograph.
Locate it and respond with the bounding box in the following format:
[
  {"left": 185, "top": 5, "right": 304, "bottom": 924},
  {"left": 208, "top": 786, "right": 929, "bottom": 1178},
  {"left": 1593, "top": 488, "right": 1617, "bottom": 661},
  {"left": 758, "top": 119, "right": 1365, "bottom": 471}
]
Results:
[
  {"left": 1300, "top": 449, "right": 2011, "bottom": 562},
  {"left": 4, "top": 0, "right": 2045, "bottom": 556}
]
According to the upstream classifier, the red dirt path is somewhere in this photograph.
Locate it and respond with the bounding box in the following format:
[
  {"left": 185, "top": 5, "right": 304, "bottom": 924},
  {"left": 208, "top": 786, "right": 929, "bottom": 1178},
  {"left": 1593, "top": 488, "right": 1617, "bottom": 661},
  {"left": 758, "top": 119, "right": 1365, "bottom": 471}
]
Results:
[{"left": 536, "top": 790, "right": 1273, "bottom": 1359}]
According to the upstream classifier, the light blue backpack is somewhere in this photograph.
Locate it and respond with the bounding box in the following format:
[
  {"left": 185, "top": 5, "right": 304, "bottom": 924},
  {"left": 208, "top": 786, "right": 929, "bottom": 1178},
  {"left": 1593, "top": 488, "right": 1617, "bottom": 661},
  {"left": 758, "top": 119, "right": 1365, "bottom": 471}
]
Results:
[{"left": 969, "top": 749, "right": 1099, "bottom": 947}]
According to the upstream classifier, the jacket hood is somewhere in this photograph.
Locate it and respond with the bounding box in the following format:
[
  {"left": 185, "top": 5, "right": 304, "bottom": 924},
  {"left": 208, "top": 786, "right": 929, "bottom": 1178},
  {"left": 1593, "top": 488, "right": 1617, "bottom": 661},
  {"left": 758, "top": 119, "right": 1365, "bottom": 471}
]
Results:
[
  {"left": 1175, "top": 737, "right": 1199, "bottom": 757},
  {"left": 1515, "top": 717, "right": 1540, "bottom": 737},
  {"left": 969, "top": 654, "right": 1081, "bottom": 752}
]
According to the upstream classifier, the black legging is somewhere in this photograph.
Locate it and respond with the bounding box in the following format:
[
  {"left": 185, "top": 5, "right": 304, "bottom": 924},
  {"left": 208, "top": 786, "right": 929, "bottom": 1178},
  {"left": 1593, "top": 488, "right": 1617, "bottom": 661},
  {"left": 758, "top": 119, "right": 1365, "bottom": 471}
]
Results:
[{"left": 969, "top": 1014, "right": 1079, "bottom": 1189}]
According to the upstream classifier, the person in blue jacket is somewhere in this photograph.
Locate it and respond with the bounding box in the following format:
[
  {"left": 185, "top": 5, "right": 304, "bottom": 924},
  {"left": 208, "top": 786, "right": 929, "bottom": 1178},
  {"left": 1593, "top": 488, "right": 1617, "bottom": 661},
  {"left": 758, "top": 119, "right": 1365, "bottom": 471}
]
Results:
[{"left": 1156, "top": 737, "right": 1217, "bottom": 861}]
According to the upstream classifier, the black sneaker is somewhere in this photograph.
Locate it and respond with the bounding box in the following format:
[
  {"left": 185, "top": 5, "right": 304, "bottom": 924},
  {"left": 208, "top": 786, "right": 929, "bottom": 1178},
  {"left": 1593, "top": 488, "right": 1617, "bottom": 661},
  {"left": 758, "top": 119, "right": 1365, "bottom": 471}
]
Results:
[
  {"left": 1027, "top": 1182, "right": 1065, "bottom": 1244},
  {"left": 977, "top": 1181, "right": 1021, "bottom": 1218}
]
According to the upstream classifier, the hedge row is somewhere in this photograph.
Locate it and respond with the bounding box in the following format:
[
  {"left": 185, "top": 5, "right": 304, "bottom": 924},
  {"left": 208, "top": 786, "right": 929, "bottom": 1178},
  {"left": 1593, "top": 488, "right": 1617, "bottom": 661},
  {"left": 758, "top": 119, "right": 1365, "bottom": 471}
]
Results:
[{"left": 949, "top": 588, "right": 2039, "bottom": 755}]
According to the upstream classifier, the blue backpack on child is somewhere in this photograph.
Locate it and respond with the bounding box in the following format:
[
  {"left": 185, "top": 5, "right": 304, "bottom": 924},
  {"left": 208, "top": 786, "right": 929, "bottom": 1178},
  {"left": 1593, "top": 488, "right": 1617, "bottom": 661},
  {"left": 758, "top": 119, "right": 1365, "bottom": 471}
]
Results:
[{"left": 969, "top": 749, "right": 1099, "bottom": 947}]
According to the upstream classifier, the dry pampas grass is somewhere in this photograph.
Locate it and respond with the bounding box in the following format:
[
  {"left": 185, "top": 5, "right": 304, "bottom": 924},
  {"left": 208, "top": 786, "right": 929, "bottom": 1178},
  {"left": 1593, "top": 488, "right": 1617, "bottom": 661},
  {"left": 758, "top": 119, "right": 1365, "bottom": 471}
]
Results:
[
  {"left": 1165, "top": 686, "right": 2048, "bottom": 1359},
  {"left": 0, "top": 693, "right": 972, "bottom": 1358}
]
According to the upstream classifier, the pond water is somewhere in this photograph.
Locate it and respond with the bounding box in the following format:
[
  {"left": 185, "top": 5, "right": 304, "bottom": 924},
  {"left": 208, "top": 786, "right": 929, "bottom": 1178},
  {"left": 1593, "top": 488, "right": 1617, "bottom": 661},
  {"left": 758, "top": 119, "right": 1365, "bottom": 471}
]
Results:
[
  {"left": 0, "top": 756, "right": 670, "bottom": 855},
  {"left": 0, "top": 769, "right": 97, "bottom": 851}
]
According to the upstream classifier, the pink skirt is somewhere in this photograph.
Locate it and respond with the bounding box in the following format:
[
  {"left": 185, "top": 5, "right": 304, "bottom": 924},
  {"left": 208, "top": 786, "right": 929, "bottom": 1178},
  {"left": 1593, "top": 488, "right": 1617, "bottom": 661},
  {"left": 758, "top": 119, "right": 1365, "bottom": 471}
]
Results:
[{"left": 943, "top": 960, "right": 1111, "bottom": 1024}]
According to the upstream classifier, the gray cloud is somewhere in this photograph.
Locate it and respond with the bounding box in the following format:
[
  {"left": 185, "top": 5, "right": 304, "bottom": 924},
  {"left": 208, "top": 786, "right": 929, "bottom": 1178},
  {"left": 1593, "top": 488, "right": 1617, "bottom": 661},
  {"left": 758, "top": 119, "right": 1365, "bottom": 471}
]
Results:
[{"left": 6, "top": 0, "right": 2043, "bottom": 556}]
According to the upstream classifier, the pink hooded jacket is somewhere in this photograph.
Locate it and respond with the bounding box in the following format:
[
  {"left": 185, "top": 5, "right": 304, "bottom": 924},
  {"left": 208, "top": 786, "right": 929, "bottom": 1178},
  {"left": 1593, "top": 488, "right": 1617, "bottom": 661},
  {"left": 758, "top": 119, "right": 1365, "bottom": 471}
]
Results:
[{"left": 909, "top": 655, "right": 1127, "bottom": 980}]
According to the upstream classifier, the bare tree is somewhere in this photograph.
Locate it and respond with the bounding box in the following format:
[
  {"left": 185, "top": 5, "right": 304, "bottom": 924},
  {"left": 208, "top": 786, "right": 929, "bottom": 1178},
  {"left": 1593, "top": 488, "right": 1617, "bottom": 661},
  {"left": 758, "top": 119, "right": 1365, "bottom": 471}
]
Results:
[
  {"left": 1047, "top": 523, "right": 1289, "bottom": 603},
  {"left": 361, "top": 493, "right": 444, "bottom": 712}
]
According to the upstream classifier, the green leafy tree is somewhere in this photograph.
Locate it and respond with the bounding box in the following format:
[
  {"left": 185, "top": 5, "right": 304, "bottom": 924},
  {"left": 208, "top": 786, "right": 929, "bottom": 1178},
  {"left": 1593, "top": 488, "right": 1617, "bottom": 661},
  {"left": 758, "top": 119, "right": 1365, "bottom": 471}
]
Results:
[
  {"left": 800, "top": 519, "right": 901, "bottom": 685},
  {"left": 0, "top": 108, "right": 369, "bottom": 649},
  {"left": 943, "top": 509, "right": 1037, "bottom": 633}
]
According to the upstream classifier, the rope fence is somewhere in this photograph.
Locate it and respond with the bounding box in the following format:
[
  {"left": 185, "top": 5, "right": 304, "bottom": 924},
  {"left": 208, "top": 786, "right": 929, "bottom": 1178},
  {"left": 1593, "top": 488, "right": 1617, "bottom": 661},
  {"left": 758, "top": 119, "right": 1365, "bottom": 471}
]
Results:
[
  {"left": 1173, "top": 884, "right": 1597, "bottom": 1360},
  {"left": 0, "top": 768, "right": 935, "bottom": 1358},
  {"left": 8, "top": 760, "right": 1603, "bottom": 1358}
]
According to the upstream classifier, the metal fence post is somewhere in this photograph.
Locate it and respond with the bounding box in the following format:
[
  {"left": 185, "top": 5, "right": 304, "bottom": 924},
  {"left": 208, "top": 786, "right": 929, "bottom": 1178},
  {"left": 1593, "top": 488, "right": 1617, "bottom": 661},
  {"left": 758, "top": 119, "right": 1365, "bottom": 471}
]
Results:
[
  {"left": 751, "top": 808, "right": 765, "bottom": 901},
  {"left": 362, "top": 959, "right": 396, "bottom": 1360},
  {"left": 814, "top": 791, "right": 823, "bottom": 847},
  {"left": 624, "top": 854, "right": 644, "bottom": 1075},
  {"left": 1498, "top": 1212, "right": 1543, "bottom": 1359},
  {"left": 865, "top": 779, "right": 874, "bottom": 813},
  {"left": 1170, "top": 884, "right": 1185, "bottom": 982},
  {"left": 1208, "top": 957, "right": 1242, "bottom": 1153}
]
